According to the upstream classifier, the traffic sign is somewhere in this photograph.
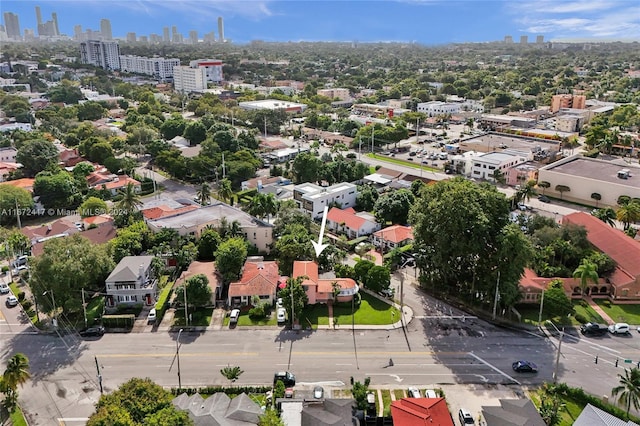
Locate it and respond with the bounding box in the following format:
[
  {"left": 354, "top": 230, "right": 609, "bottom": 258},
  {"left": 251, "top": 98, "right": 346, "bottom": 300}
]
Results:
[{"left": 624, "top": 359, "right": 633, "bottom": 363}]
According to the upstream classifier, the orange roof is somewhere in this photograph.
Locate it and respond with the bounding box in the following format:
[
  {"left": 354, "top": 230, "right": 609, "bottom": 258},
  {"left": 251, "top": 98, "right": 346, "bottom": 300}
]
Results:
[
  {"left": 177, "top": 261, "right": 221, "bottom": 293},
  {"left": 391, "top": 398, "right": 454, "bottom": 426},
  {"left": 317, "top": 277, "right": 357, "bottom": 293},
  {"left": 0, "top": 178, "right": 35, "bottom": 192},
  {"left": 374, "top": 225, "right": 413, "bottom": 244},
  {"left": 327, "top": 207, "right": 368, "bottom": 230},
  {"left": 83, "top": 214, "right": 113, "bottom": 226},
  {"left": 292, "top": 261, "right": 319, "bottom": 283},
  {"left": 563, "top": 212, "right": 640, "bottom": 278},
  {"left": 142, "top": 204, "right": 199, "bottom": 220},
  {"left": 229, "top": 260, "right": 281, "bottom": 298},
  {"left": 103, "top": 175, "right": 140, "bottom": 190},
  {"left": 518, "top": 268, "right": 591, "bottom": 294}
]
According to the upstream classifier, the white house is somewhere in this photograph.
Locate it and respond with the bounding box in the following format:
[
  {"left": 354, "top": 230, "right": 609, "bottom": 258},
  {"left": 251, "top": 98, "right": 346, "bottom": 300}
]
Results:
[
  {"left": 326, "top": 207, "right": 380, "bottom": 238},
  {"left": 293, "top": 182, "right": 357, "bottom": 219},
  {"left": 0, "top": 147, "right": 17, "bottom": 162},
  {"left": 471, "top": 151, "right": 528, "bottom": 181},
  {"left": 417, "top": 101, "right": 461, "bottom": 117},
  {"left": 105, "top": 255, "right": 156, "bottom": 309}
]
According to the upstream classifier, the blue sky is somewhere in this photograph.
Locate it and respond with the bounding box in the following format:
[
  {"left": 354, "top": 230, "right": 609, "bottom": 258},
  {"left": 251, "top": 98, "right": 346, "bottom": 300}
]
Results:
[{"left": 3, "top": 0, "right": 640, "bottom": 44}]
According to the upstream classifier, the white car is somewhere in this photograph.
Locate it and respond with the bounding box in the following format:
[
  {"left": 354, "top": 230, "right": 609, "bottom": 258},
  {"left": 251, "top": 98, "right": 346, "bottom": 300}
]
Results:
[
  {"left": 277, "top": 308, "right": 287, "bottom": 323},
  {"left": 609, "top": 323, "right": 630, "bottom": 334},
  {"left": 0, "top": 282, "right": 9, "bottom": 294},
  {"left": 229, "top": 309, "right": 240, "bottom": 324},
  {"left": 407, "top": 387, "right": 422, "bottom": 398},
  {"left": 147, "top": 308, "right": 157, "bottom": 323},
  {"left": 6, "top": 295, "right": 18, "bottom": 307}
]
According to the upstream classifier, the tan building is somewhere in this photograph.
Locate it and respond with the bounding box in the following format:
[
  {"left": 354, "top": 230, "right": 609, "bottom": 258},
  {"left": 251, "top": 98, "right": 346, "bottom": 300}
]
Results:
[
  {"left": 537, "top": 155, "right": 640, "bottom": 208},
  {"left": 317, "top": 88, "right": 350, "bottom": 101},
  {"left": 550, "top": 94, "right": 586, "bottom": 113}
]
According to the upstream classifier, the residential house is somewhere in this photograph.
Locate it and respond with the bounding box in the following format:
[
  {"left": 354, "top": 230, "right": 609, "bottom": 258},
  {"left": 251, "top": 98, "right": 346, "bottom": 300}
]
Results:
[
  {"left": 0, "top": 162, "right": 21, "bottom": 181},
  {"left": 0, "top": 178, "right": 35, "bottom": 193},
  {"left": 482, "top": 399, "right": 545, "bottom": 426},
  {"left": 0, "top": 147, "right": 17, "bottom": 162},
  {"left": 105, "top": 255, "right": 157, "bottom": 309},
  {"left": 292, "top": 260, "right": 358, "bottom": 305},
  {"left": 293, "top": 182, "right": 358, "bottom": 219},
  {"left": 391, "top": 397, "right": 454, "bottom": 426},
  {"left": 146, "top": 202, "right": 273, "bottom": 253},
  {"left": 58, "top": 147, "right": 85, "bottom": 168},
  {"left": 228, "top": 257, "right": 284, "bottom": 307},
  {"left": 22, "top": 217, "right": 117, "bottom": 256},
  {"left": 372, "top": 225, "right": 413, "bottom": 251},
  {"left": 573, "top": 403, "right": 639, "bottom": 426},
  {"left": 280, "top": 398, "right": 355, "bottom": 426},
  {"left": 172, "top": 392, "right": 262, "bottom": 426},
  {"left": 86, "top": 171, "right": 141, "bottom": 196},
  {"left": 326, "top": 207, "right": 380, "bottom": 238},
  {"left": 177, "top": 261, "right": 222, "bottom": 301},
  {"left": 505, "top": 161, "right": 540, "bottom": 187}
]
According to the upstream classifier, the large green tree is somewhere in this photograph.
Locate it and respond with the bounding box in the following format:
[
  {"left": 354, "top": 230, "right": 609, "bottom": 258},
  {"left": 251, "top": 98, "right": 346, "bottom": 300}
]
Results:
[
  {"left": 275, "top": 224, "right": 313, "bottom": 276},
  {"left": 291, "top": 152, "right": 323, "bottom": 183},
  {"left": 79, "top": 196, "right": 108, "bottom": 218},
  {"left": 33, "top": 170, "right": 82, "bottom": 210},
  {"left": 0, "top": 185, "right": 34, "bottom": 226},
  {"left": 541, "top": 280, "right": 574, "bottom": 320},
  {"left": 611, "top": 368, "right": 640, "bottom": 420},
  {"left": 373, "top": 189, "right": 415, "bottom": 224},
  {"left": 215, "top": 237, "right": 248, "bottom": 283},
  {"left": 197, "top": 227, "right": 221, "bottom": 261},
  {"left": 175, "top": 274, "right": 213, "bottom": 308},
  {"left": 16, "top": 139, "right": 59, "bottom": 176},
  {"left": 278, "top": 276, "right": 309, "bottom": 326}
]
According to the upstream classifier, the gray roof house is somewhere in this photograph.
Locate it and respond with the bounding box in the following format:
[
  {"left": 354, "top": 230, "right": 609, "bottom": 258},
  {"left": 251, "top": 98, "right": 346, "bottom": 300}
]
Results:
[
  {"left": 105, "top": 255, "right": 156, "bottom": 310},
  {"left": 482, "top": 399, "right": 545, "bottom": 426},
  {"left": 573, "top": 403, "right": 639, "bottom": 426},
  {"left": 172, "top": 392, "right": 262, "bottom": 426}
]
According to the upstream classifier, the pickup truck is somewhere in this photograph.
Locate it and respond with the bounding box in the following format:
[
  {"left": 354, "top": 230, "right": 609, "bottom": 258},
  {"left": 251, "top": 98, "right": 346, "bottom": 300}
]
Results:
[{"left": 580, "top": 322, "right": 608, "bottom": 336}]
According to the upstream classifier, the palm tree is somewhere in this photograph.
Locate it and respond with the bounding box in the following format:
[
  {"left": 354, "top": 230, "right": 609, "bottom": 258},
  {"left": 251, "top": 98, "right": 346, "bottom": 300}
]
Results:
[
  {"left": 538, "top": 181, "right": 551, "bottom": 195},
  {"left": 592, "top": 207, "right": 617, "bottom": 227},
  {"left": 261, "top": 193, "right": 278, "bottom": 223},
  {"left": 246, "top": 194, "right": 266, "bottom": 219},
  {"left": 617, "top": 202, "right": 640, "bottom": 230},
  {"left": 3, "top": 353, "right": 31, "bottom": 391},
  {"left": 519, "top": 182, "right": 536, "bottom": 203},
  {"left": 117, "top": 182, "right": 142, "bottom": 214},
  {"left": 197, "top": 182, "right": 211, "bottom": 206},
  {"left": 217, "top": 178, "right": 234, "bottom": 204},
  {"left": 220, "top": 365, "right": 244, "bottom": 384},
  {"left": 572, "top": 259, "right": 599, "bottom": 297},
  {"left": 612, "top": 368, "right": 640, "bottom": 419}
]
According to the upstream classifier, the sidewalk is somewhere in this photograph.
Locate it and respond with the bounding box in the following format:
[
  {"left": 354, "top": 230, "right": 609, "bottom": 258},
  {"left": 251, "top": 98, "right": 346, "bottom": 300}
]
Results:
[{"left": 585, "top": 296, "right": 615, "bottom": 324}]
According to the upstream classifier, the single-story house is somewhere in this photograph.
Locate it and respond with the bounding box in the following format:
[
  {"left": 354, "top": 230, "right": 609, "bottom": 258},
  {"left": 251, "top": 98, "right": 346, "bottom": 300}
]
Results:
[
  {"left": 391, "top": 397, "right": 454, "bottom": 426},
  {"left": 573, "top": 403, "right": 639, "bottom": 426},
  {"left": 228, "top": 257, "right": 285, "bottom": 307},
  {"left": 372, "top": 225, "right": 413, "bottom": 250},
  {"left": 177, "top": 261, "right": 222, "bottom": 302},
  {"left": 173, "top": 392, "right": 262, "bottom": 425},
  {"left": 326, "top": 207, "right": 380, "bottom": 238},
  {"left": 482, "top": 399, "right": 545, "bottom": 426},
  {"left": 292, "top": 260, "right": 358, "bottom": 304},
  {"left": 0, "top": 178, "right": 35, "bottom": 192},
  {"left": 105, "top": 255, "right": 156, "bottom": 309}
]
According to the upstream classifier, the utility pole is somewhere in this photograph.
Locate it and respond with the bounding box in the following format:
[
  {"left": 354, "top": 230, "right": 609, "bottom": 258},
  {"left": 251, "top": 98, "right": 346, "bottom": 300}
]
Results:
[
  {"left": 492, "top": 271, "right": 500, "bottom": 320},
  {"left": 82, "top": 288, "right": 88, "bottom": 328},
  {"left": 94, "top": 356, "right": 103, "bottom": 394},
  {"left": 538, "top": 290, "right": 545, "bottom": 326},
  {"left": 553, "top": 327, "right": 564, "bottom": 383},
  {"left": 264, "top": 116, "right": 267, "bottom": 138},
  {"left": 176, "top": 329, "right": 183, "bottom": 389},
  {"left": 183, "top": 282, "right": 189, "bottom": 327},
  {"left": 14, "top": 197, "right": 21, "bottom": 229},
  {"left": 371, "top": 128, "right": 374, "bottom": 154}
]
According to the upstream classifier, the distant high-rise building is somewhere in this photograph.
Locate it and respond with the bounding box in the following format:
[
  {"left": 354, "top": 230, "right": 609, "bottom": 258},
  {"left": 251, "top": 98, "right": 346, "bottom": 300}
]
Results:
[
  {"left": 126, "top": 32, "right": 136, "bottom": 43},
  {"left": 139, "top": 35, "right": 148, "bottom": 43},
  {"left": 520, "top": 35, "right": 528, "bottom": 44},
  {"left": 80, "top": 40, "right": 121, "bottom": 70},
  {"left": 51, "top": 12, "right": 59, "bottom": 35},
  {"left": 3, "top": 12, "right": 21, "bottom": 39},
  {"left": 74, "top": 25, "right": 83, "bottom": 40},
  {"left": 504, "top": 35, "right": 513, "bottom": 44},
  {"left": 203, "top": 31, "right": 215, "bottom": 43},
  {"left": 35, "top": 6, "right": 43, "bottom": 35},
  {"left": 35, "top": 6, "right": 60, "bottom": 37},
  {"left": 163, "top": 27, "right": 170, "bottom": 43},
  {"left": 120, "top": 55, "right": 180, "bottom": 80},
  {"left": 536, "top": 35, "right": 544, "bottom": 44},
  {"left": 100, "top": 19, "right": 112, "bottom": 40},
  {"left": 149, "top": 34, "right": 161, "bottom": 44},
  {"left": 189, "top": 30, "right": 198, "bottom": 44},
  {"left": 217, "top": 17, "right": 224, "bottom": 42}
]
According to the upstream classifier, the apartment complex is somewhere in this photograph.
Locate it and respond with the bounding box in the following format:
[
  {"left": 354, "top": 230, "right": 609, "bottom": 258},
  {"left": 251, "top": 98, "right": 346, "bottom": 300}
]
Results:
[
  {"left": 119, "top": 55, "right": 180, "bottom": 80},
  {"left": 173, "top": 65, "right": 207, "bottom": 92},
  {"left": 550, "top": 94, "right": 586, "bottom": 113},
  {"left": 317, "top": 88, "right": 350, "bottom": 101},
  {"left": 189, "top": 59, "right": 224, "bottom": 83},
  {"left": 79, "top": 40, "right": 121, "bottom": 70},
  {"left": 293, "top": 182, "right": 357, "bottom": 219}
]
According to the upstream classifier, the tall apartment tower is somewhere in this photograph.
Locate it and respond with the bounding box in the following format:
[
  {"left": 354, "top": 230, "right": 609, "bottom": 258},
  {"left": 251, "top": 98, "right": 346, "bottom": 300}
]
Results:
[
  {"left": 189, "top": 30, "right": 198, "bottom": 44},
  {"left": 536, "top": 35, "right": 544, "bottom": 44},
  {"left": 35, "top": 6, "right": 43, "bottom": 35},
  {"left": 51, "top": 12, "right": 59, "bottom": 35},
  {"left": 80, "top": 40, "right": 121, "bottom": 70},
  {"left": 100, "top": 19, "right": 112, "bottom": 40},
  {"left": 217, "top": 17, "right": 224, "bottom": 42},
  {"left": 3, "top": 12, "right": 21, "bottom": 39},
  {"left": 126, "top": 32, "right": 137, "bottom": 43},
  {"left": 520, "top": 35, "right": 528, "bottom": 44},
  {"left": 163, "top": 26, "right": 170, "bottom": 43},
  {"left": 504, "top": 35, "right": 513, "bottom": 44}
]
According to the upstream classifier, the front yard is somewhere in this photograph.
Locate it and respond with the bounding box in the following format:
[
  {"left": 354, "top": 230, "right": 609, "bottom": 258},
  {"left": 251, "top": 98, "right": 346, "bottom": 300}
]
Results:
[
  {"left": 173, "top": 307, "right": 214, "bottom": 327},
  {"left": 516, "top": 300, "right": 603, "bottom": 326},
  {"left": 595, "top": 300, "right": 640, "bottom": 324}
]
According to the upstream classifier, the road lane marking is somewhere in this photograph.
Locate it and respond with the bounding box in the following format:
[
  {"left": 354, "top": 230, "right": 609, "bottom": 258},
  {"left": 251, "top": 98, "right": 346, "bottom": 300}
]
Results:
[
  {"left": 469, "top": 353, "right": 520, "bottom": 385},
  {"left": 96, "top": 350, "right": 471, "bottom": 358}
]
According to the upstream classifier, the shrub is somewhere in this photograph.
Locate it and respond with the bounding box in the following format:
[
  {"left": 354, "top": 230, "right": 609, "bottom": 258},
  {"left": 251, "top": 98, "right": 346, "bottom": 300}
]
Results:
[
  {"left": 17, "top": 291, "right": 25, "bottom": 301},
  {"left": 574, "top": 313, "right": 588, "bottom": 324},
  {"left": 22, "top": 300, "right": 32, "bottom": 310},
  {"left": 602, "top": 300, "right": 611, "bottom": 307},
  {"left": 1, "top": 265, "right": 8, "bottom": 273},
  {"left": 171, "top": 385, "right": 272, "bottom": 396},
  {"left": 102, "top": 314, "right": 135, "bottom": 328}
]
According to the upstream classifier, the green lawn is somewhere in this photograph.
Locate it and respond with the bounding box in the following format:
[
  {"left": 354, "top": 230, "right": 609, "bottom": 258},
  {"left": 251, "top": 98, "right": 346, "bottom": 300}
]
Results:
[
  {"left": 516, "top": 301, "right": 602, "bottom": 326},
  {"left": 223, "top": 310, "right": 278, "bottom": 327},
  {"left": 596, "top": 300, "right": 640, "bottom": 324},
  {"left": 9, "top": 406, "right": 28, "bottom": 426},
  {"left": 393, "top": 389, "right": 406, "bottom": 400},
  {"left": 85, "top": 296, "right": 105, "bottom": 326},
  {"left": 380, "top": 389, "right": 392, "bottom": 417},
  {"left": 332, "top": 293, "right": 400, "bottom": 325},
  {"left": 301, "top": 304, "right": 329, "bottom": 327},
  {"left": 173, "top": 307, "right": 214, "bottom": 327},
  {"left": 366, "top": 153, "right": 438, "bottom": 172}
]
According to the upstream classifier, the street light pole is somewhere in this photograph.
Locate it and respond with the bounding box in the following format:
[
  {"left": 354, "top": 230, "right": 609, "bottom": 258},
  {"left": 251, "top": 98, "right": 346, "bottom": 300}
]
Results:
[
  {"left": 553, "top": 327, "right": 564, "bottom": 384},
  {"left": 176, "top": 328, "right": 183, "bottom": 390},
  {"left": 82, "top": 288, "right": 88, "bottom": 328},
  {"left": 492, "top": 271, "right": 500, "bottom": 320},
  {"left": 538, "top": 290, "right": 545, "bottom": 326},
  {"left": 43, "top": 290, "right": 57, "bottom": 328}
]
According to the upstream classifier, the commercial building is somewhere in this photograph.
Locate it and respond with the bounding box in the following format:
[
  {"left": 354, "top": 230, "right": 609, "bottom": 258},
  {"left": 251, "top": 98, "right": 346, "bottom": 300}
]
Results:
[
  {"left": 551, "top": 94, "right": 586, "bottom": 113},
  {"left": 317, "top": 88, "right": 350, "bottom": 101},
  {"left": 471, "top": 151, "right": 528, "bottom": 181},
  {"left": 478, "top": 114, "right": 536, "bottom": 130},
  {"left": 173, "top": 65, "right": 207, "bottom": 93},
  {"left": 416, "top": 101, "right": 461, "bottom": 117},
  {"left": 293, "top": 182, "right": 357, "bottom": 219},
  {"left": 119, "top": 55, "right": 180, "bottom": 80},
  {"left": 239, "top": 99, "right": 307, "bottom": 113},
  {"left": 80, "top": 40, "right": 121, "bottom": 70},
  {"left": 189, "top": 59, "right": 223, "bottom": 83}
]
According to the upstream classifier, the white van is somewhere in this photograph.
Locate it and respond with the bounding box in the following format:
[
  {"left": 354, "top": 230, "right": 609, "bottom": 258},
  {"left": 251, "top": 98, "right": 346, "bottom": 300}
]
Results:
[{"left": 229, "top": 309, "right": 240, "bottom": 324}]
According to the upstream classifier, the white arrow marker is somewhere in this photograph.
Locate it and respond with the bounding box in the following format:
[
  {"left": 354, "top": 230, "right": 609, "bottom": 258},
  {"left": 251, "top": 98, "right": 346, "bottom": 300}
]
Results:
[{"left": 311, "top": 206, "right": 329, "bottom": 257}]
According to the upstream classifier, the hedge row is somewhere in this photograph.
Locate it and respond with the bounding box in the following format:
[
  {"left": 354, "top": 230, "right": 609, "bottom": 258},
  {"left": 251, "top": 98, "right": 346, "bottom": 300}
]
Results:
[
  {"left": 171, "top": 385, "right": 272, "bottom": 396},
  {"left": 155, "top": 284, "right": 174, "bottom": 322},
  {"left": 103, "top": 314, "right": 135, "bottom": 328}
]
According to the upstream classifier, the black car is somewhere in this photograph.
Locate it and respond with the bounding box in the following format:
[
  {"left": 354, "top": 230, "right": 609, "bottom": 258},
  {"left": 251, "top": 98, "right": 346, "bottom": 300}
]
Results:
[
  {"left": 580, "top": 322, "right": 608, "bottom": 336},
  {"left": 79, "top": 326, "right": 105, "bottom": 337},
  {"left": 538, "top": 195, "right": 551, "bottom": 203},
  {"left": 273, "top": 371, "right": 296, "bottom": 387},
  {"left": 512, "top": 360, "right": 537, "bottom": 373}
]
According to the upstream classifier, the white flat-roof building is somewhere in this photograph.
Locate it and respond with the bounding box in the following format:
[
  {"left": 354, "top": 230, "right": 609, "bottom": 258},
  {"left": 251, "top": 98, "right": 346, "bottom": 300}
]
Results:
[
  {"left": 263, "top": 147, "right": 309, "bottom": 163},
  {"left": 173, "top": 65, "right": 207, "bottom": 93},
  {"left": 189, "top": 59, "right": 223, "bottom": 83},
  {"left": 293, "top": 182, "right": 358, "bottom": 219},
  {"left": 471, "top": 151, "right": 528, "bottom": 181},
  {"left": 119, "top": 55, "right": 180, "bottom": 80},
  {"left": 80, "top": 40, "right": 121, "bottom": 70},
  {"left": 239, "top": 99, "right": 307, "bottom": 113},
  {"left": 417, "top": 101, "right": 461, "bottom": 116}
]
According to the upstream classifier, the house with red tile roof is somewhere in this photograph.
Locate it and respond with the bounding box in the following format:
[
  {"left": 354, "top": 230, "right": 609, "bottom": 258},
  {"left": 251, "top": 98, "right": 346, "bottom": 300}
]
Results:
[
  {"left": 82, "top": 214, "right": 114, "bottom": 229},
  {"left": 228, "top": 257, "right": 285, "bottom": 306},
  {"left": 372, "top": 225, "right": 413, "bottom": 250},
  {"left": 292, "top": 260, "right": 358, "bottom": 304},
  {"left": 0, "top": 178, "right": 35, "bottom": 192},
  {"left": 86, "top": 171, "right": 141, "bottom": 196},
  {"left": 391, "top": 397, "right": 454, "bottom": 426},
  {"left": 518, "top": 268, "right": 594, "bottom": 303},
  {"left": 141, "top": 204, "right": 199, "bottom": 221},
  {"left": 326, "top": 207, "right": 380, "bottom": 239},
  {"left": 177, "top": 261, "right": 223, "bottom": 301},
  {"left": 26, "top": 221, "right": 117, "bottom": 256}
]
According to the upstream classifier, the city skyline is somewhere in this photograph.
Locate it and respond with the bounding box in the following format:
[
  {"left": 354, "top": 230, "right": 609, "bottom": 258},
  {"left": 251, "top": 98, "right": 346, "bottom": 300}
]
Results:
[{"left": 2, "top": 0, "right": 640, "bottom": 44}]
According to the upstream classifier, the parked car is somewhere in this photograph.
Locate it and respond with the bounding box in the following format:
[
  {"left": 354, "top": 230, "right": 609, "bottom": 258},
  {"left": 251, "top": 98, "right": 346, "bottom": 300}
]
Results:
[
  {"left": 378, "top": 288, "right": 394, "bottom": 299},
  {"left": 424, "top": 389, "right": 437, "bottom": 398},
  {"left": 580, "top": 322, "right": 608, "bottom": 336},
  {"left": 409, "top": 151, "right": 417, "bottom": 157},
  {"left": 276, "top": 298, "right": 283, "bottom": 308},
  {"left": 79, "top": 326, "right": 105, "bottom": 337},
  {"left": 313, "top": 386, "right": 324, "bottom": 399},
  {"left": 284, "top": 388, "right": 295, "bottom": 398},
  {"left": 274, "top": 371, "right": 296, "bottom": 386},
  {"left": 458, "top": 408, "right": 475, "bottom": 425},
  {"left": 277, "top": 308, "right": 287, "bottom": 323},
  {"left": 147, "top": 308, "right": 157, "bottom": 324},
  {"left": 609, "top": 323, "right": 630, "bottom": 335},
  {"left": 0, "top": 282, "right": 9, "bottom": 294},
  {"left": 538, "top": 195, "right": 551, "bottom": 203},
  {"left": 11, "top": 255, "right": 28, "bottom": 268},
  {"left": 5, "top": 295, "right": 18, "bottom": 307},
  {"left": 229, "top": 309, "right": 240, "bottom": 324},
  {"left": 407, "top": 387, "right": 422, "bottom": 398},
  {"left": 512, "top": 360, "right": 538, "bottom": 373}
]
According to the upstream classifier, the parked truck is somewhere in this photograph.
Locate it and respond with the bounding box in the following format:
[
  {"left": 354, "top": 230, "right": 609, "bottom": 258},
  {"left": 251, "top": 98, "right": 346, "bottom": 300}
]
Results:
[{"left": 444, "top": 143, "right": 460, "bottom": 154}]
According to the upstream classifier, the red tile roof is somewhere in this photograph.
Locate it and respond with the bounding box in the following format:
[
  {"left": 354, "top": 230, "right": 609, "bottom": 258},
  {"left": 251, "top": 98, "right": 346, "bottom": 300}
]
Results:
[
  {"left": 292, "top": 261, "right": 319, "bottom": 283},
  {"left": 317, "top": 277, "right": 357, "bottom": 293},
  {"left": 563, "top": 212, "right": 640, "bottom": 278},
  {"left": 83, "top": 214, "right": 113, "bottom": 226},
  {"left": 327, "top": 207, "right": 368, "bottom": 231},
  {"left": 391, "top": 398, "right": 454, "bottom": 426},
  {"left": 229, "top": 260, "right": 282, "bottom": 298},
  {"left": 177, "top": 261, "right": 221, "bottom": 294},
  {"left": 141, "top": 204, "right": 199, "bottom": 220},
  {"left": 374, "top": 225, "right": 413, "bottom": 244},
  {"left": 0, "top": 178, "right": 35, "bottom": 192},
  {"left": 102, "top": 175, "right": 140, "bottom": 191}
]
